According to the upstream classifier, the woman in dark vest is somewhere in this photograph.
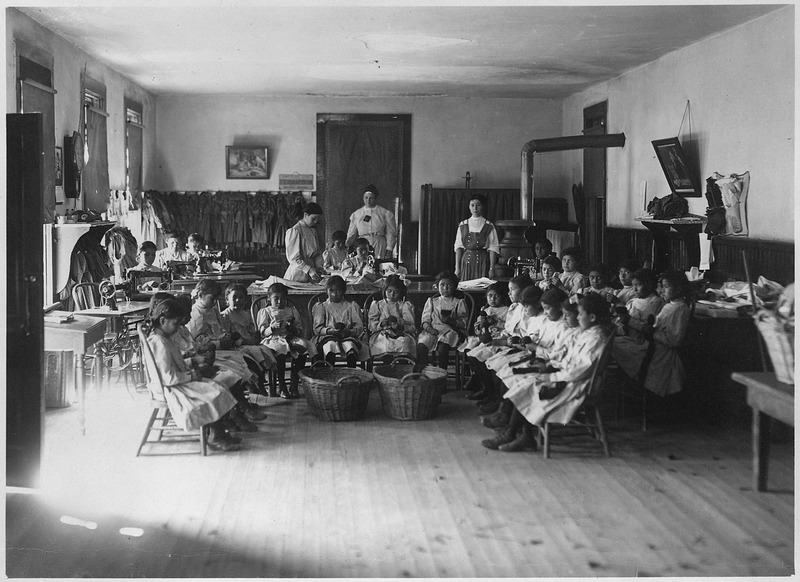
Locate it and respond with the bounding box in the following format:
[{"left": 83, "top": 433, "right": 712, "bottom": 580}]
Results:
[{"left": 453, "top": 193, "right": 500, "bottom": 280}]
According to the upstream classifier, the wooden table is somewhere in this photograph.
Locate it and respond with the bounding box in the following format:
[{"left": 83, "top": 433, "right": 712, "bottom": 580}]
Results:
[
  {"left": 44, "top": 312, "right": 107, "bottom": 435},
  {"left": 731, "top": 372, "right": 794, "bottom": 492}
]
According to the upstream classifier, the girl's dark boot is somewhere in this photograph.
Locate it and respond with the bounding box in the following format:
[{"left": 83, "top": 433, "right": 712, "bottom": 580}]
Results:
[{"left": 499, "top": 421, "right": 539, "bottom": 452}]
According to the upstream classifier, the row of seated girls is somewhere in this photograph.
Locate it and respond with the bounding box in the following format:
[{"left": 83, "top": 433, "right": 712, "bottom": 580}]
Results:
[{"left": 458, "top": 259, "right": 692, "bottom": 452}]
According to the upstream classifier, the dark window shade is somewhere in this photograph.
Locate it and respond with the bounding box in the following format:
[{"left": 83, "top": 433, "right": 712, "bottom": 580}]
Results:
[
  {"left": 20, "top": 81, "right": 56, "bottom": 222},
  {"left": 126, "top": 123, "right": 143, "bottom": 195},
  {"left": 19, "top": 55, "right": 51, "bottom": 87},
  {"left": 84, "top": 108, "right": 109, "bottom": 212}
]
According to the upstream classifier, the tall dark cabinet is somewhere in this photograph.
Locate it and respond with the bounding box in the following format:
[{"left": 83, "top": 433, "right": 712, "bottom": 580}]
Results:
[{"left": 7, "top": 113, "right": 45, "bottom": 488}]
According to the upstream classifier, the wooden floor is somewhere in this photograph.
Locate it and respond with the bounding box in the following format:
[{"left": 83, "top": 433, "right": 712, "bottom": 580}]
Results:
[{"left": 6, "top": 375, "right": 794, "bottom": 578}]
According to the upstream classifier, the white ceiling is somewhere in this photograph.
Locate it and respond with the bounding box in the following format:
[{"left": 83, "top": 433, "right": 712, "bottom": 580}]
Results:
[{"left": 18, "top": 3, "right": 783, "bottom": 99}]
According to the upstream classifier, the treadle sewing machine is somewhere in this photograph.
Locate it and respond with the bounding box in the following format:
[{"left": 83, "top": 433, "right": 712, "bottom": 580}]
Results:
[
  {"left": 193, "top": 248, "right": 228, "bottom": 274},
  {"left": 507, "top": 256, "right": 540, "bottom": 278}
]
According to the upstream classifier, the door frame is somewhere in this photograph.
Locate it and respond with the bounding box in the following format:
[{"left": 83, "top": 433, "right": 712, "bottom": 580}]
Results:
[
  {"left": 583, "top": 101, "right": 608, "bottom": 264},
  {"left": 316, "top": 113, "right": 412, "bottom": 265}
]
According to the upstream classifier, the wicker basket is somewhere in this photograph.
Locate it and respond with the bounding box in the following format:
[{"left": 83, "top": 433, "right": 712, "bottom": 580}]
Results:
[
  {"left": 299, "top": 362, "right": 375, "bottom": 421},
  {"left": 373, "top": 357, "right": 448, "bottom": 420}
]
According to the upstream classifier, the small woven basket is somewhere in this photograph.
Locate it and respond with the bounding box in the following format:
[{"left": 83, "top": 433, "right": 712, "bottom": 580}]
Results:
[
  {"left": 299, "top": 362, "right": 374, "bottom": 421},
  {"left": 373, "top": 357, "right": 447, "bottom": 420}
]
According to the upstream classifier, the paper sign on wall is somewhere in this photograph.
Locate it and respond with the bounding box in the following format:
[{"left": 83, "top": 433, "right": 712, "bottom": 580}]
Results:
[{"left": 279, "top": 174, "right": 314, "bottom": 191}]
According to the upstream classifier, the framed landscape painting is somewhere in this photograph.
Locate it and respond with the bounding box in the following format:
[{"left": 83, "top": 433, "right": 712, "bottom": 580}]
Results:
[{"left": 226, "top": 146, "right": 268, "bottom": 179}]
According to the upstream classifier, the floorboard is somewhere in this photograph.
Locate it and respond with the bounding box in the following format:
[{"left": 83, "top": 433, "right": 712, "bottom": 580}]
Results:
[{"left": 6, "top": 376, "right": 794, "bottom": 578}]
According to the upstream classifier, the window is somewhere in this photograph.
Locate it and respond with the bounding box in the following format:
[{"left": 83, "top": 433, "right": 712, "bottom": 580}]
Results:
[
  {"left": 83, "top": 79, "right": 109, "bottom": 211},
  {"left": 16, "top": 47, "right": 57, "bottom": 222},
  {"left": 125, "top": 99, "right": 144, "bottom": 198}
]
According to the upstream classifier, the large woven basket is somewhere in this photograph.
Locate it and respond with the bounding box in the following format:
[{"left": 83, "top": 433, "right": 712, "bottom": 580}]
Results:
[
  {"left": 299, "top": 362, "right": 375, "bottom": 421},
  {"left": 373, "top": 357, "right": 447, "bottom": 420}
]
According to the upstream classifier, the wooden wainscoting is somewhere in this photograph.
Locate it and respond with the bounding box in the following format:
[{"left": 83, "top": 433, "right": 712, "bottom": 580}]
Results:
[{"left": 605, "top": 227, "right": 794, "bottom": 285}]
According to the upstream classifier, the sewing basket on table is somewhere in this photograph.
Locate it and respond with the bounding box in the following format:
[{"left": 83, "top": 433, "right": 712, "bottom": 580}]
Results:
[
  {"left": 299, "top": 362, "right": 374, "bottom": 421},
  {"left": 373, "top": 357, "right": 447, "bottom": 420}
]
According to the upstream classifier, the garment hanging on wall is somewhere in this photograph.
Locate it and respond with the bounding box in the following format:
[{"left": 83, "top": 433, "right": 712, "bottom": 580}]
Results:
[{"left": 143, "top": 190, "right": 307, "bottom": 250}]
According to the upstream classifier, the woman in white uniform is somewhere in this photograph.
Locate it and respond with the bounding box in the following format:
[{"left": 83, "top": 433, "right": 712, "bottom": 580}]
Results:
[
  {"left": 284, "top": 203, "right": 325, "bottom": 282},
  {"left": 345, "top": 185, "right": 397, "bottom": 259}
]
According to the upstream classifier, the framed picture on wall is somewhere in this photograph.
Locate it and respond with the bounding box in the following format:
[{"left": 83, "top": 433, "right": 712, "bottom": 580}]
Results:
[
  {"left": 651, "top": 137, "right": 701, "bottom": 197},
  {"left": 225, "top": 146, "right": 268, "bottom": 179},
  {"left": 54, "top": 146, "right": 63, "bottom": 186}
]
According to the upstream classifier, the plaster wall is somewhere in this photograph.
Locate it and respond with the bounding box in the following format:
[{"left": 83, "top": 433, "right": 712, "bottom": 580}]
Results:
[
  {"left": 154, "top": 95, "right": 565, "bottom": 221},
  {"left": 563, "top": 7, "right": 794, "bottom": 242},
  {"left": 6, "top": 8, "right": 157, "bottom": 197}
]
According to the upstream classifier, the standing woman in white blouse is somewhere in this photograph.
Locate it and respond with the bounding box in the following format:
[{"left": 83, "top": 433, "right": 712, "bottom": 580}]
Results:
[
  {"left": 454, "top": 193, "right": 500, "bottom": 280},
  {"left": 345, "top": 185, "right": 397, "bottom": 259}
]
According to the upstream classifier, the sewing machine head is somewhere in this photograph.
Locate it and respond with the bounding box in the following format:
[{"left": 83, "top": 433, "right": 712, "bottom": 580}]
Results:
[
  {"left": 98, "top": 279, "right": 119, "bottom": 310},
  {"left": 507, "top": 256, "right": 539, "bottom": 277}
]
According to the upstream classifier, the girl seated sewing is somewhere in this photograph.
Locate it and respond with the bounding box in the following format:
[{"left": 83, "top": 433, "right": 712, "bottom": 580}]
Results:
[
  {"left": 613, "top": 268, "right": 663, "bottom": 340},
  {"left": 323, "top": 230, "right": 349, "bottom": 271},
  {"left": 340, "top": 237, "right": 378, "bottom": 283},
  {"left": 555, "top": 246, "right": 588, "bottom": 295},
  {"left": 612, "top": 269, "right": 692, "bottom": 397},
  {"left": 483, "top": 293, "right": 612, "bottom": 452},
  {"left": 465, "top": 273, "right": 533, "bottom": 402},
  {"left": 256, "top": 282, "right": 314, "bottom": 399},
  {"left": 459, "top": 282, "right": 509, "bottom": 353},
  {"left": 312, "top": 275, "right": 369, "bottom": 368},
  {"left": 174, "top": 294, "right": 263, "bottom": 430},
  {"left": 187, "top": 280, "right": 259, "bottom": 388},
  {"left": 368, "top": 274, "right": 417, "bottom": 364},
  {"left": 416, "top": 271, "right": 469, "bottom": 371},
  {"left": 614, "top": 259, "right": 640, "bottom": 305},
  {"left": 220, "top": 283, "right": 276, "bottom": 393},
  {"left": 537, "top": 256, "right": 562, "bottom": 292},
  {"left": 578, "top": 263, "right": 617, "bottom": 300},
  {"left": 146, "top": 298, "right": 241, "bottom": 451}
]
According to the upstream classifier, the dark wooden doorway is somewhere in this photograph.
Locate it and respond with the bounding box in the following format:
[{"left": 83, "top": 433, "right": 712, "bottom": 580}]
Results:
[
  {"left": 316, "top": 114, "right": 412, "bottom": 265},
  {"left": 7, "top": 113, "right": 45, "bottom": 488},
  {"left": 583, "top": 101, "right": 607, "bottom": 265}
]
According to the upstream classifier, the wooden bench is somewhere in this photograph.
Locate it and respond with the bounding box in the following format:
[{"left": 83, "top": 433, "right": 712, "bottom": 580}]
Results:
[{"left": 731, "top": 372, "right": 794, "bottom": 492}]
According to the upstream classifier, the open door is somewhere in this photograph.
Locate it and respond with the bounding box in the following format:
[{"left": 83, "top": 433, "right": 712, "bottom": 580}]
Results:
[{"left": 7, "top": 113, "right": 45, "bottom": 488}]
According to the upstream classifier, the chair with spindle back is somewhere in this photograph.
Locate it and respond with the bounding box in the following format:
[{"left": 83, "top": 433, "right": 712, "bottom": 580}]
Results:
[
  {"left": 540, "top": 330, "right": 615, "bottom": 458},
  {"left": 136, "top": 323, "right": 207, "bottom": 456},
  {"left": 308, "top": 292, "right": 372, "bottom": 371}
]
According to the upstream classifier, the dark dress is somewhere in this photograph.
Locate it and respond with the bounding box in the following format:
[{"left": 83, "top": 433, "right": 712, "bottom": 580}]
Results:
[{"left": 458, "top": 221, "right": 495, "bottom": 280}]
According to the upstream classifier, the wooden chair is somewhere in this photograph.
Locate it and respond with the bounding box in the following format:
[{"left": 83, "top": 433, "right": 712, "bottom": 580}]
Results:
[
  {"left": 251, "top": 295, "right": 302, "bottom": 391},
  {"left": 638, "top": 300, "right": 695, "bottom": 431},
  {"left": 136, "top": 323, "right": 207, "bottom": 456},
  {"left": 362, "top": 289, "right": 413, "bottom": 367},
  {"left": 540, "top": 331, "right": 615, "bottom": 459},
  {"left": 72, "top": 281, "right": 102, "bottom": 310},
  {"left": 308, "top": 292, "right": 371, "bottom": 370},
  {"left": 422, "top": 291, "right": 475, "bottom": 390}
]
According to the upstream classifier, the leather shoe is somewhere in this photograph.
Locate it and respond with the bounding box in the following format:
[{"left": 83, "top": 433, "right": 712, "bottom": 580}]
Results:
[
  {"left": 481, "top": 412, "right": 510, "bottom": 429},
  {"left": 208, "top": 428, "right": 241, "bottom": 452},
  {"left": 243, "top": 407, "right": 267, "bottom": 422},
  {"left": 230, "top": 407, "right": 258, "bottom": 432},
  {"left": 498, "top": 433, "right": 538, "bottom": 452},
  {"left": 465, "top": 388, "right": 488, "bottom": 400},
  {"left": 477, "top": 400, "right": 500, "bottom": 415},
  {"left": 481, "top": 429, "right": 515, "bottom": 450}
]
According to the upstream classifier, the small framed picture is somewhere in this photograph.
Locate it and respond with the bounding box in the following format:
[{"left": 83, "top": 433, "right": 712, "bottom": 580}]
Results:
[
  {"left": 226, "top": 146, "right": 268, "bottom": 179},
  {"left": 651, "top": 137, "right": 701, "bottom": 197},
  {"left": 54, "top": 146, "right": 63, "bottom": 186}
]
